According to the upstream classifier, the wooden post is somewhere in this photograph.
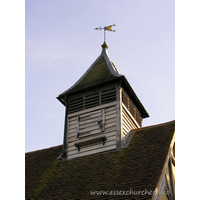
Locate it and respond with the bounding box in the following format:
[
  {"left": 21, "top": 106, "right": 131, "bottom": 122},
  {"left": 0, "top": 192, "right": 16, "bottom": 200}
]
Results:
[
  {"left": 61, "top": 95, "right": 69, "bottom": 159},
  {"left": 116, "top": 82, "right": 122, "bottom": 150}
]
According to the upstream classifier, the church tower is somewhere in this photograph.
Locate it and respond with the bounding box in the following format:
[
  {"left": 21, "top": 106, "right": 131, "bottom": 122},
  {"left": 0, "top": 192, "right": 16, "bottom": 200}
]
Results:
[{"left": 57, "top": 42, "right": 149, "bottom": 160}]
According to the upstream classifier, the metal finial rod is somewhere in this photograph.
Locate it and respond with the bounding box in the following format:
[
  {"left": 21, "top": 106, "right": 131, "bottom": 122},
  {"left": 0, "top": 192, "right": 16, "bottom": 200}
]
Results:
[
  {"left": 104, "top": 29, "right": 106, "bottom": 42},
  {"left": 94, "top": 24, "right": 116, "bottom": 43}
]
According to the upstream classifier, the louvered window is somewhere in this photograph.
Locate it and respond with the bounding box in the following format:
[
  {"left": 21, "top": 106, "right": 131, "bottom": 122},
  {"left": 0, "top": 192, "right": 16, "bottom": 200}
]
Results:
[
  {"left": 68, "top": 97, "right": 83, "bottom": 113},
  {"left": 85, "top": 92, "right": 99, "bottom": 109},
  {"left": 101, "top": 88, "right": 116, "bottom": 105},
  {"left": 68, "top": 87, "right": 116, "bottom": 114},
  {"left": 76, "top": 109, "right": 105, "bottom": 138},
  {"left": 122, "top": 90, "right": 142, "bottom": 126}
]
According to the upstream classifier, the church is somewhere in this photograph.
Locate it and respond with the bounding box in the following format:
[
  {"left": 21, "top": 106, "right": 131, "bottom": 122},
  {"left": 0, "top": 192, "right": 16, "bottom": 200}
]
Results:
[{"left": 25, "top": 39, "right": 175, "bottom": 199}]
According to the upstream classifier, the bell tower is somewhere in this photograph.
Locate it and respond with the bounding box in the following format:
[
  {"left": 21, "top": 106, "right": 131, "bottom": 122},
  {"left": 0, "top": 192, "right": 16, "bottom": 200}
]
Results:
[{"left": 57, "top": 42, "right": 149, "bottom": 160}]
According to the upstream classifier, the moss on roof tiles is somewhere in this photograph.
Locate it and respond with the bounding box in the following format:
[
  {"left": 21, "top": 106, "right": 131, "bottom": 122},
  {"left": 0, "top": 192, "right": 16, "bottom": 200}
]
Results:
[{"left": 25, "top": 120, "right": 175, "bottom": 199}]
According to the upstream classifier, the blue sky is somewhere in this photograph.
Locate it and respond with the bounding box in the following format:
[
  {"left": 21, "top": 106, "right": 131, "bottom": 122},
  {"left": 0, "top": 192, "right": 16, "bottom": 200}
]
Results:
[{"left": 25, "top": 0, "right": 175, "bottom": 152}]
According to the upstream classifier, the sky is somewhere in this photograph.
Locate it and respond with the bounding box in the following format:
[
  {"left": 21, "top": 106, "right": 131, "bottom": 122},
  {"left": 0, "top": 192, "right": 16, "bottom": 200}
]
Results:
[
  {"left": 25, "top": 0, "right": 175, "bottom": 153},
  {"left": 2, "top": 1, "right": 200, "bottom": 199}
]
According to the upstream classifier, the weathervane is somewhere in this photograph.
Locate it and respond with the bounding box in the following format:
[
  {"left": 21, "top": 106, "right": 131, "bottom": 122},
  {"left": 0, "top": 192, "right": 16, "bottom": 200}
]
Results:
[{"left": 94, "top": 24, "right": 116, "bottom": 43}]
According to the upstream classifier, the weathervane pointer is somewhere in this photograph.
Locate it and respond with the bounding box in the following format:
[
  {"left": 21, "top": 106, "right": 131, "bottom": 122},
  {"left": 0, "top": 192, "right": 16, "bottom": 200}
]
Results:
[{"left": 94, "top": 24, "right": 116, "bottom": 43}]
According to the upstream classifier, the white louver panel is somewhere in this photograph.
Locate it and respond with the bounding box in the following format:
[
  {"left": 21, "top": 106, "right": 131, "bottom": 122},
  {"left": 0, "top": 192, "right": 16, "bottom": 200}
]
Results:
[
  {"left": 76, "top": 109, "right": 105, "bottom": 138},
  {"left": 122, "top": 105, "right": 137, "bottom": 137},
  {"left": 122, "top": 90, "right": 142, "bottom": 127}
]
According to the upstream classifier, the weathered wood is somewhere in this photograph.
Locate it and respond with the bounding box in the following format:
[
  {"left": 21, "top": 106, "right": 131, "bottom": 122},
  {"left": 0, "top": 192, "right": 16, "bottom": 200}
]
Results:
[
  {"left": 122, "top": 103, "right": 140, "bottom": 128},
  {"left": 78, "top": 121, "right": 99, "bottom": 129},
  {"left": 105, "top": 109, "right": 116, "bottom": 116},
  {"left": 122, "top": 89, "right": 141, "bottom": 121},
  {"left": 122, "top": 109, "right": 136, "bottom": 135},
  {"left": 68, "top": 140, "right": 116, "bottom": 155},
  {"left": 80, "top": 109, "right": 101, "bottom": 117},
  {"left": 122, "top": 109, "right": 134, "bottom": 125},
  {"left": 122, "top": 116, "right": 136, "bottom": 130},
  {"left": 68, "top": 137, "right": 113, "bottom": 149},
  {"left": 122, "top": 119, "right": 133, "bottom": 132},
  {"left": 79, "top": 117, "right": 101, "bottom": 125},
  {"left": 69, "top": 116, "right": 77, "bottom": 123},
  {"left": 105, "top": 126, "right": 117, "bottom": 132},
  {"left": 122, "top": 107, "right": 137, "bottom": 136},
  {"left": 60, "top": 95, "right": 69, "bottom": 159},
  {"left": 74, "top": 135, "right": 107, "bottom": 151},
  {"left": 68, "top": 101, "right": 116, "bottom": 118},
  {"left": 122, "top": 109, "right": 135, "bottom": 127},
  {"left": 68, "top": 123, "right": 117, "bottom": 140},
  {"left": 122, "top": 108, "right": 134, "bottom": 125},
  {"left": 66, "top": 98, "right": 118, "bottom": 160},
  {"left": 69, "top": 123, "right": 76, "bottom": 130},
  {"left": 69, "top": 128, "right": 76, "bottom": 134},
  {"left": 68, "top": 144, "right": 116, "bottom": 159},
  {"left": 105, "top": 122, "right": 116, "bottom": 128},
  {"left": 68, "top": 132, "right": 116, "bottom": 147},
  {"left": 85, "top": 93, "right": 99, "bottom": 100},
  {"left": 122, "top": 112, "right": 137, "bottom": 130},
  {"left": 68, "top": 83, "right": 116, "bottom": 102},
  {"left": 105, "top": 113, "right": 117, "bottom": 120},
  {"left": 106, "top": 117, "right": 116, "bottom": 124},
  {"left": 122, "top": 130, "right": 127, "bottom": 136},
  {"left": 68, "top": 136, "right": 117, "bottom": 151},
  {"left": 68, "top": 129, "right": 117, "bottom": 142},
  {"left": 122, "top": 125, "right": 129, "bottom": 134},
  {"left": 122, "top": 124, "right": 130, "bottom": 133},
  {"left": 79, "top": 125, "right": 100, "bottom": 134},
  {"left": 102, "top": 108, "right": 105, "bottom": 132},
  {"left": 105, "top": 106, "right": 116, "bottom": 112},
  {"left": 68, "top": 128, "right": 116, "bottom": 141},
  {"left": 114, "top": 83, "right": 122, "bottom": 144},
  {"left": 101, "top": 88, "right": 116, "bottom": 95},
  {"left": 80, "top": 113, "right": 101, "bottom": 121},
  {"left": 75, "top": 116, "right": 79, "bottom": 138}
]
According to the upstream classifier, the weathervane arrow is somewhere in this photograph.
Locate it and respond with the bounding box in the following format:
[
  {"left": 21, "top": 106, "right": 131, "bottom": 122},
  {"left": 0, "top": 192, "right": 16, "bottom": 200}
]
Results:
[{"left": 94, "top": 24, "right": 116, "bottom": 42}]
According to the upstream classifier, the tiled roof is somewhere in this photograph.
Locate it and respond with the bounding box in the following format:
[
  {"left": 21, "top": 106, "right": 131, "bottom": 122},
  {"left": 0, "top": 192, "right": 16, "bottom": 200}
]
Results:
[{"left": 25, "top": 120, "right": 175, "bottom": 199}]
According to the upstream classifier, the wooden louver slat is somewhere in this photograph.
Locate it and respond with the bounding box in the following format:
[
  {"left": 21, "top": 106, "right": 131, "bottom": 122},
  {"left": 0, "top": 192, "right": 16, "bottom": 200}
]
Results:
[
  {"left": 85, "top": 92, "right": 99, "bottom": 109},
  {"left": 68, "top": 97, "right": 84, "bottom": 113},
  {"left": 122, "top": 90, "right": 142, "bottom": 127},
  {"left": 101, "top": 89, "right": 116, "bottom": 105},
  {"left": 68, "top": 87, "right": 116, "bottom": 114}
]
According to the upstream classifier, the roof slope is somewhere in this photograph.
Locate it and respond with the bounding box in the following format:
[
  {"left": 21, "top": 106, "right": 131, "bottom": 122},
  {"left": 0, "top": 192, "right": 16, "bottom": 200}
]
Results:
[
  {"left": 59, "top": 43, "right": 122, "bottom": 97},
  {"left": 57, "top": 43, "right": 149, "bottom": 118},
  {"left": 25, "top": 120, "right": 175, "bottom": 199}
]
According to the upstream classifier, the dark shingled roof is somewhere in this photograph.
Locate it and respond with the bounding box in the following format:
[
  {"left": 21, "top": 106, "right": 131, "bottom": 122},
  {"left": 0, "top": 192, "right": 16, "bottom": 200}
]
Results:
[
  {"left": 25, "top": 120, "right": 175, "bottom": 199},
  {"left": 64, "top": 56, "right": 121, "bottom": 94}
]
